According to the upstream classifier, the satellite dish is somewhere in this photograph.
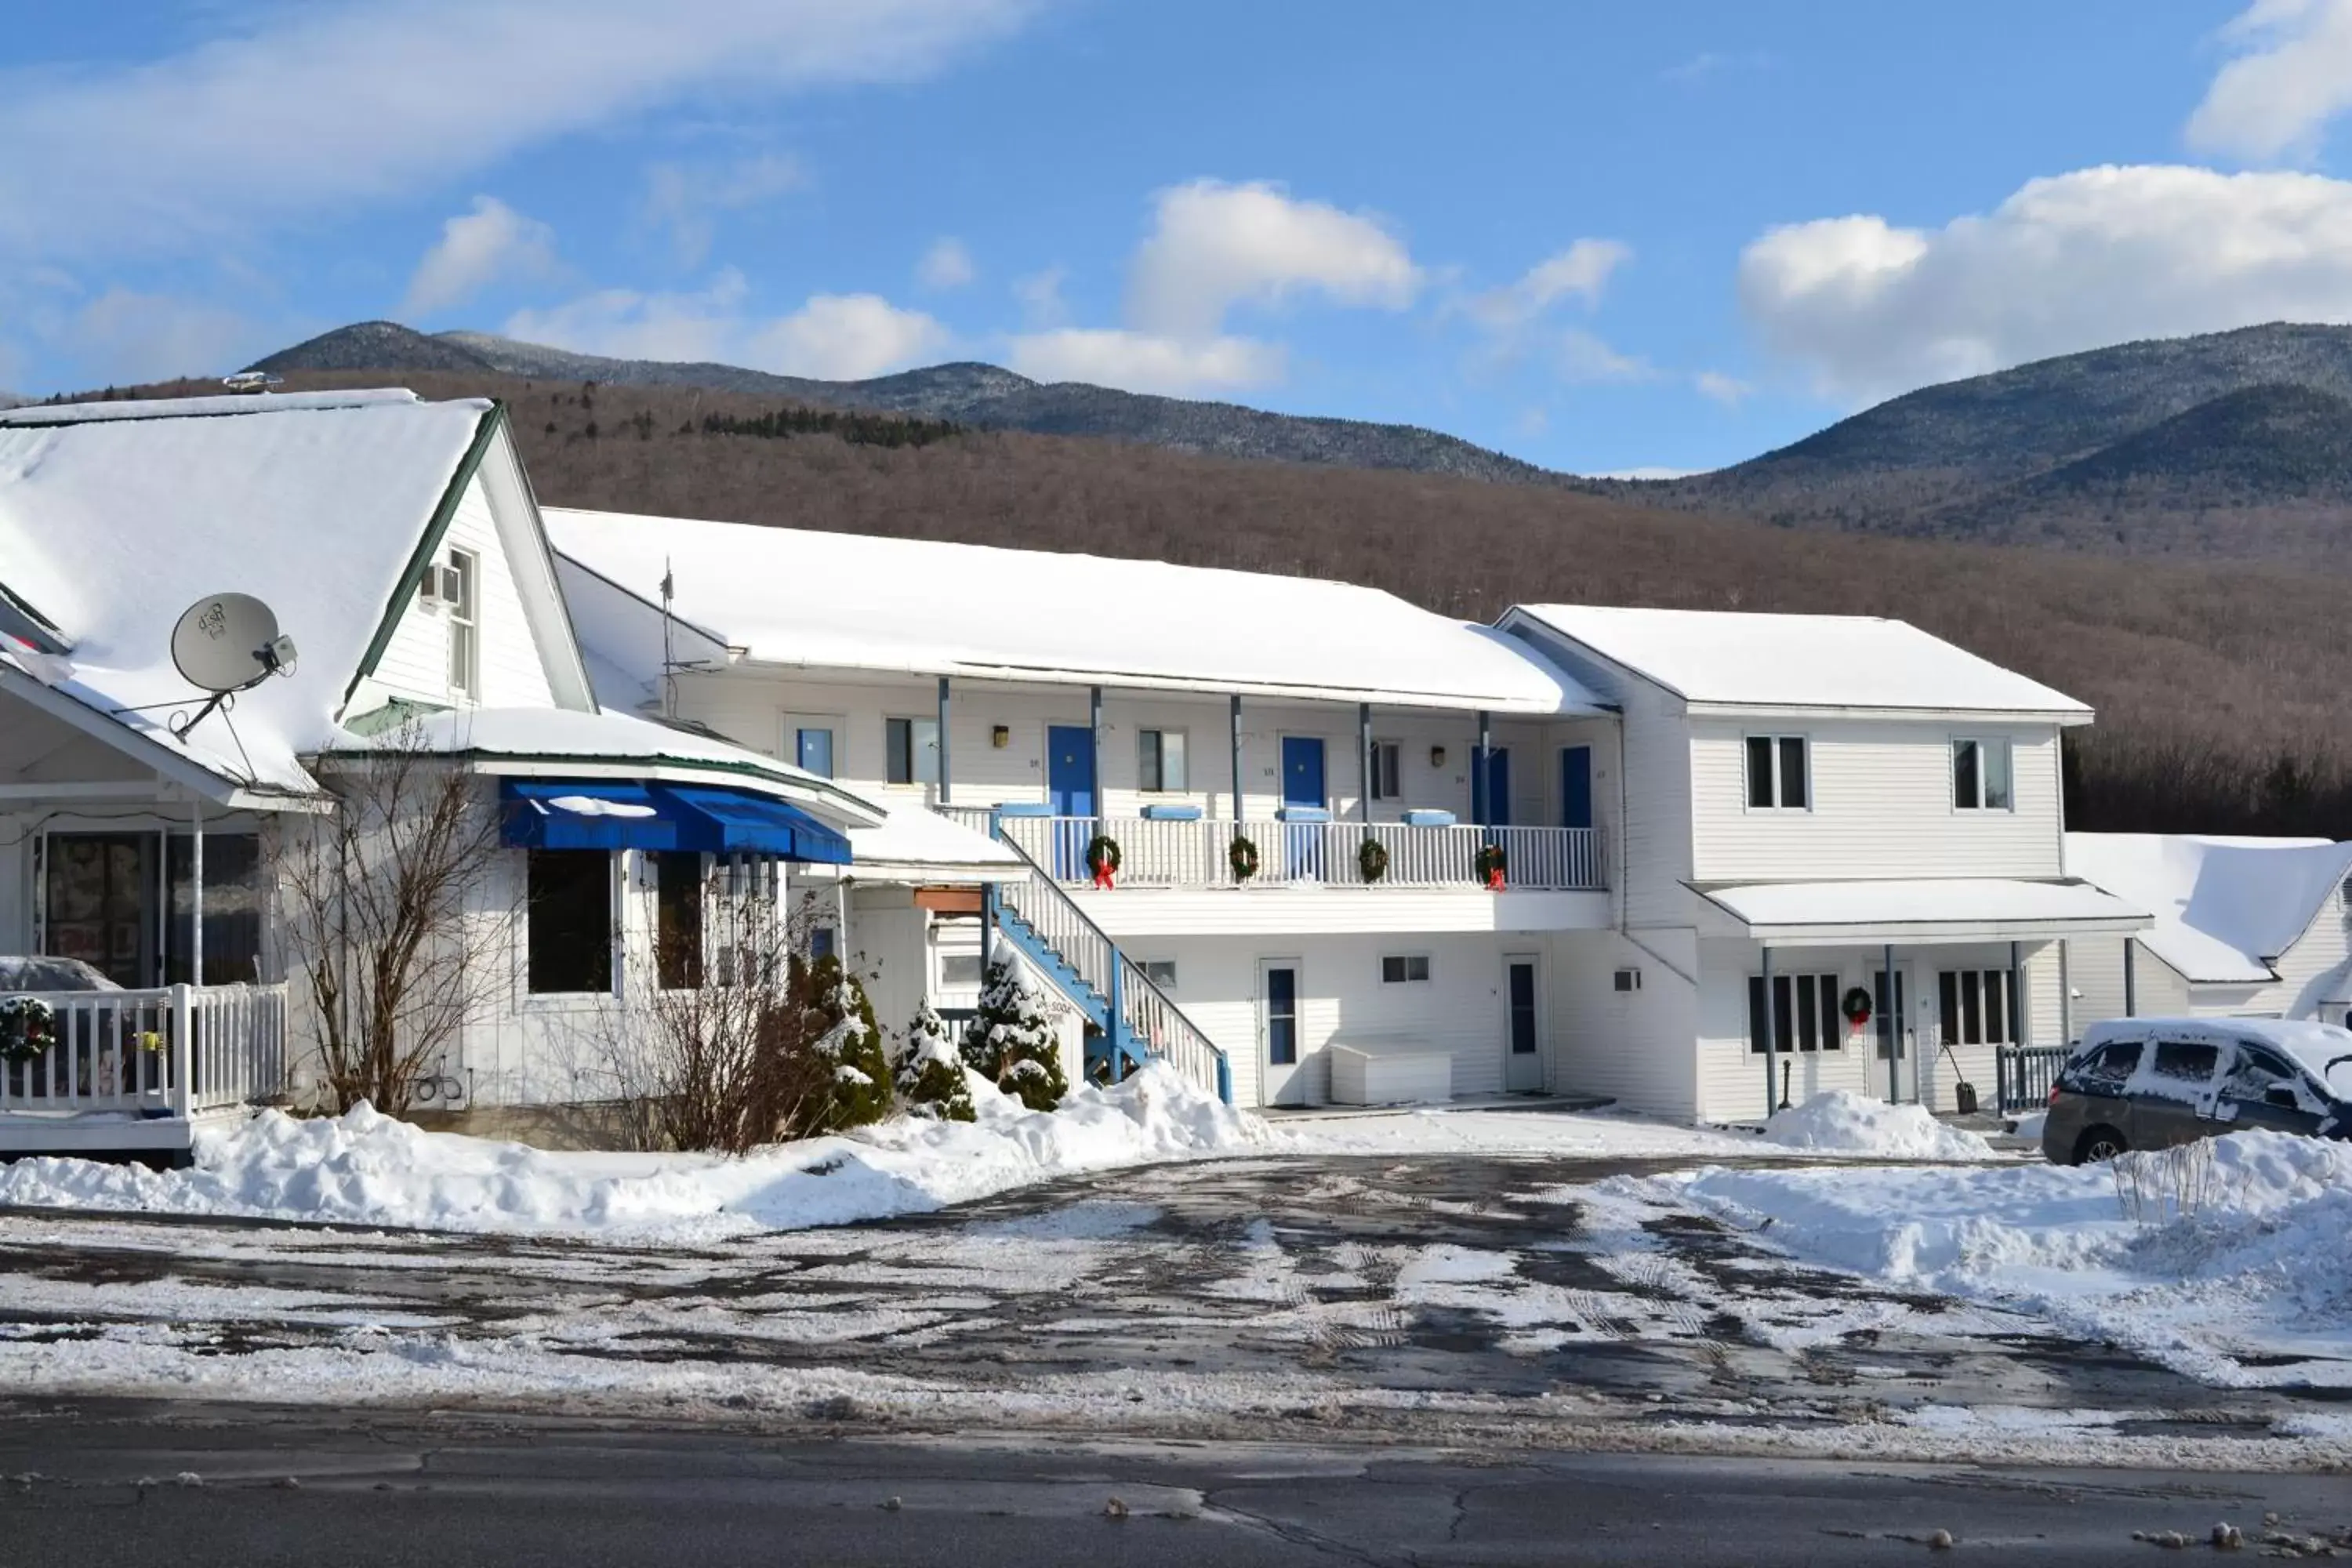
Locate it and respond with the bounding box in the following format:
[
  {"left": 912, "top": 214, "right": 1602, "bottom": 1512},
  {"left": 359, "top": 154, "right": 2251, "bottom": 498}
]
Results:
[{"left": 171, "top": 593, "right": 289, "bottom": 693}]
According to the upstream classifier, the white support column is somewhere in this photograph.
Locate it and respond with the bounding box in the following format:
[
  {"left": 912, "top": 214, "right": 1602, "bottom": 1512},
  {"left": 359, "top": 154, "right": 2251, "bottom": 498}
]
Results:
[
  {"left": 191, "top": 798, "right": 205, "bottom": 989},
  {"left": 1760, "top": 945, "right": 1778, "bottom": 1120}
]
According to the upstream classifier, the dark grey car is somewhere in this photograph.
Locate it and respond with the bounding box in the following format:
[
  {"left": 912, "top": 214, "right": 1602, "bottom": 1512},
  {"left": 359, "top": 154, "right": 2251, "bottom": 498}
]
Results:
[{"left": 2041, "top": 1017, "right": 2352, "bottom": 1165}]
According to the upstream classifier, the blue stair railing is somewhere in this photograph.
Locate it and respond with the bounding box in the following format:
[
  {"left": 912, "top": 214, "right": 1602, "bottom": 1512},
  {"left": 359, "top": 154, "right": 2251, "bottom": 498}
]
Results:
[{"left": 950, "top": 806, "right": 1232, "bottom": 1103}]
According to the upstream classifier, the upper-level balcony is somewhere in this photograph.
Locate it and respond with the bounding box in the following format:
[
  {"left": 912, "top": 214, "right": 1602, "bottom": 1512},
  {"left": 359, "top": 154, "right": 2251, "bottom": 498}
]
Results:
[{"left": 948, "top": 808, "right": 1605, "bottom": 893}]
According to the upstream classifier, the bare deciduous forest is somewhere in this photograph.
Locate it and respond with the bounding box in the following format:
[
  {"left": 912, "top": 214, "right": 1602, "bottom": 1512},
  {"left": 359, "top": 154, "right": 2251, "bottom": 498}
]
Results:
[{"left": 134, "top": 368, "right": 2352, "bottom": 837}]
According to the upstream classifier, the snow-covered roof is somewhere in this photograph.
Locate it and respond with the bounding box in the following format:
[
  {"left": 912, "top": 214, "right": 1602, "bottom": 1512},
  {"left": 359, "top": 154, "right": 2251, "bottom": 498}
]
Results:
[
  {"left": 321, "top": 707, "right": 885, "bottom": 827},
  {"left": 846, "top": 801, "right": 1022, "bottom": 883},
  {"left": 2065, "top": 834, "right": 2352, "bottom": 985},
  {"left": 0, "top": 390, "right": 495, "bottom": 795},
  {"left": 546, "top": 509, "right": 1606, "bottom": 716},
  {"left": 1506, "top": 605, "right": 2090, "bottom": 719},
  {"left": 1697, "top": 878, "right": 2149, "bottom": 942}
]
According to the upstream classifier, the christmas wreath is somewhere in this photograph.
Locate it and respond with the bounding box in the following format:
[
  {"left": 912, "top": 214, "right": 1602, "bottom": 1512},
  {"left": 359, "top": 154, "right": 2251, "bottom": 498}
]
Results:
[
  {"left": 1229, "top": 834, "right": 1261, "bottom": 883},
  {"left": 1084, "top": 833, "right": 1122, "bottom": 889},
  {"left": 1474, "top": 841, "right": 1507, "bottom": 889},
  {"left": 0, "top": 996, "right": 56, "bottom": 1068},
  {"left": 1357, "top": 837, "right": 1390, "bottom": 884},
  {"left": 1840, "top": 985, "right": 1875, "bottom": 1034}
]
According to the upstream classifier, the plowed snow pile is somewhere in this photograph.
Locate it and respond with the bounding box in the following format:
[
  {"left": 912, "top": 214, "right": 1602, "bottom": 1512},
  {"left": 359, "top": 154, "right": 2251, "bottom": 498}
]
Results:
[
  {"left": 0, "top": 1064, "right": 1268, "bottom": 1242},
  {"left": 1761, "top": 1090, "right": 1995, "bottom": 1160},
  {"left": 1660, "top": 1130, "right": 2352, "bottom": 1386}
]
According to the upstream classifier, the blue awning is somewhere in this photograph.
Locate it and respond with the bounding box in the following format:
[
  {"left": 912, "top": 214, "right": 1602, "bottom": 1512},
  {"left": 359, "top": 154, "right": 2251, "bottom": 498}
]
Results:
[{"left": 499, "top": 780, "right": 851, "bottom": 864}]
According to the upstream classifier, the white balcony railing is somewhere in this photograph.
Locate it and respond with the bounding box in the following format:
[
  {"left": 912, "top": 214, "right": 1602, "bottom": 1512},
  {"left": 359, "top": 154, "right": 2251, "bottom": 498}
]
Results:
[
  {"left": 979, "top": 814, "right": 1603, "bottom": 892},
  {"left": 0, "top": 982, "right": 289, "bottom": 1120}
]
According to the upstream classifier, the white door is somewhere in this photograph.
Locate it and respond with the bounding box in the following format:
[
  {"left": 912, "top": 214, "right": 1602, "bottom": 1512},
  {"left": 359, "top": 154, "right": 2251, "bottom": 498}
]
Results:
[
  {"left": 1871, "top": 963, "right": 1922, "bottom": 1102},
  {"left": 1504, "top": 954, "right": 1544, "bottom": 1091},
  {"left": 1260, "top": 958, "right": 1305, "bottom": 1106}
]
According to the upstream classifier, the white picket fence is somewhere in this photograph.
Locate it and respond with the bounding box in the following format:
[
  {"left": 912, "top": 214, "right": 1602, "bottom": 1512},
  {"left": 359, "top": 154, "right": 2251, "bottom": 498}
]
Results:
[
  {"left": 0, "top": 982, "right": 289, "bottom": 1119},
  {"left": 994, "top": 814, "right": 1603, "bottom": 891}
]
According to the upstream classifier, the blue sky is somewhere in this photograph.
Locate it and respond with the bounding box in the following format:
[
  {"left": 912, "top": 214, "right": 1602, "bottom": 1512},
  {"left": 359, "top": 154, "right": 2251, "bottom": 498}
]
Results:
[{"left": 13, "top": 0, "right": 2352, "bottom": 474}]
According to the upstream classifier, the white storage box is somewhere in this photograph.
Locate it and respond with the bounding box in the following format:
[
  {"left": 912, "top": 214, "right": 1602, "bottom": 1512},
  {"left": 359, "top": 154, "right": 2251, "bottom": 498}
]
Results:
[{"left": 1328, "top": 1044, "right": 1452, "bottom": 1106}]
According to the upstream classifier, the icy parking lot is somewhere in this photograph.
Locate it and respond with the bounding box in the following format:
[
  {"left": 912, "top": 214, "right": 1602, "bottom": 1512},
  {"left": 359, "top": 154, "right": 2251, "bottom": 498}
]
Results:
[{"left": 2, "top": 1130, "right": 2348, "bottom": 1470}]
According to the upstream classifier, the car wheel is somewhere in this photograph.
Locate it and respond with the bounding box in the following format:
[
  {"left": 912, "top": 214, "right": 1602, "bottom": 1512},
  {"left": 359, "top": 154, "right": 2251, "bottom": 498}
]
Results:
[{"left": 2074, "top": 1126, "right": 2128, "bottom": 1164}]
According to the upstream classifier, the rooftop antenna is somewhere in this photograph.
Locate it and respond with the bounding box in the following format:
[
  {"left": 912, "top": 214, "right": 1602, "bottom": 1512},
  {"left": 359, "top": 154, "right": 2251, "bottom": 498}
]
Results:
[
  {"left": 659, "top": 558, "right": 677, "bottom": 720},
  {"left": 166, "top": 592, "right": 297, "bottom": 738}
]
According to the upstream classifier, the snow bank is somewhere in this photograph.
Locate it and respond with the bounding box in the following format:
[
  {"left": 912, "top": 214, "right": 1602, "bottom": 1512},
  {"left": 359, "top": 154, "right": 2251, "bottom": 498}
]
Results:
[
  {"left": 1760, "top": 1090, "right": 1994, "bottom": 1160},
  {"left": 1669, "top": 1130, "right": 2352, "bottom": 1386},
  {"left": 0, "top": 1064, "right": 1267, "bottom": 1242}
]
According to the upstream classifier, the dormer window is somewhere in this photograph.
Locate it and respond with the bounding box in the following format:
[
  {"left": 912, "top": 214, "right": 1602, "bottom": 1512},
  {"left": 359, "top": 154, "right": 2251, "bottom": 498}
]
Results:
[{"left": 445, "top": 550, "right": 479, "bottom": 700}]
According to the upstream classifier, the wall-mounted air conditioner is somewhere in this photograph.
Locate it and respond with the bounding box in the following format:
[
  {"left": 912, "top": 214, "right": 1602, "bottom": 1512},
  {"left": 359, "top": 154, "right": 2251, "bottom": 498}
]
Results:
[{"left": 1613, "top": 967, "right": 1642, "bottom": 993}]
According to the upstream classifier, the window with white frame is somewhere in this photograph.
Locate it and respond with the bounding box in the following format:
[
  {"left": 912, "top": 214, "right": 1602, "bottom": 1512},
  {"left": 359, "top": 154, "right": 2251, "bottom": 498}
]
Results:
[
  {"left": 885, "top": 717, "right": 939, "bottom": 786},
  {"left": 1937, "top": 968, "right": 2014, "bottom": 1046},
  {"left": 939, "top": 953, "right": 982, "bottom": 987},
  {"left": 1368, "top": 741, "right": 1403, "bottom": 801},
  {"left": 1744, "top": 735, "right": 1809, "bottom": 810},
  {"left": 1748, "top": 971, "right": 1843, "bottom": 1053},
  {"left": 1138, "top": 728, "right": 1188, "bottom": 792},
  {"left": 1142, "top": 959, "right": 1178, "bottom": 990},
  {"left": 1952, "top": 738, "right": 2013, "bottom": 811},
  {"left": 446, "top": 549, "right": 479, "bottom": 699},
  {"left": 1381, "top": 954, "right": 1431, "bottom": 984}
]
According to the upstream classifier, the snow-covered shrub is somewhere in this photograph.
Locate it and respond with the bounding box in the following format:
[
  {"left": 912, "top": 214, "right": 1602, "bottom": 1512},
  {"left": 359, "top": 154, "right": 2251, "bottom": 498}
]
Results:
[
  {"left": 960, "top": 947, "right": 1067, "bottom": 1112},
  {"left": 894, "top": 1000, "right": 975, "bottom": 1122},
  {"left": 795, "top": 953, "right": 892, "bottom": 1133}
]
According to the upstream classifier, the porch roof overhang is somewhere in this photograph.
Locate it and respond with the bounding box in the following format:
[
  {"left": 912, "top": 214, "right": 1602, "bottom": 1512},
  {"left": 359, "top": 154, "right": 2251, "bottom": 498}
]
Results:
[
  {"left": 499, "top": 779, "right": 851, "bottom": 863},
  {"left": 843, "top": 802, "right": 1023, "bottom": 887},
  {"left": 1692, "top": 877, "right": 2152, "bottom": 946},
  {"left": 0, "top": 661, "right": 331, "bottom": 814}
]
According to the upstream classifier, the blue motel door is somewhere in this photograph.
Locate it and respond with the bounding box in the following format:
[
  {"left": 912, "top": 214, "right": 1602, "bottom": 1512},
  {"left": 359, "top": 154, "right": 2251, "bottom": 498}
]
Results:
[{"left": 1047, "top": 724, "right": 1095, "bottom": 877}]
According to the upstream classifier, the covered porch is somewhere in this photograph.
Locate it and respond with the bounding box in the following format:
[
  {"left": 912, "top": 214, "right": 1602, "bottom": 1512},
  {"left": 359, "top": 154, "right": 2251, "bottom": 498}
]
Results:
[
  {"left": 0, "top": 670, "right": 316, "bottom": 1156},
  {"left": 1693, "top": 877, "right": 2152, "bottom": 1123}
]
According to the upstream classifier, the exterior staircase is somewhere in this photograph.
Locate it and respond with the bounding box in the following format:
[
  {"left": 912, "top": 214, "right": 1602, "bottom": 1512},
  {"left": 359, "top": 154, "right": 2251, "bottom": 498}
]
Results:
[{"left": 942, "top": 807, "right": 1232, "bottom": 1103}]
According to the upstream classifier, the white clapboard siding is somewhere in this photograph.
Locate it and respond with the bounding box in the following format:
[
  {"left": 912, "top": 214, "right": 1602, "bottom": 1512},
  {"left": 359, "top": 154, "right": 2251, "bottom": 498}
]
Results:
[
  {"left": 369, "top": 474, "right": 557, "bottom": 710},
  {"left": 1689, "top": 720, "right": 2065, "bottom": 883},
  {"left": 1547, "top": 927, "right": 1700, "bottom": 1119}
]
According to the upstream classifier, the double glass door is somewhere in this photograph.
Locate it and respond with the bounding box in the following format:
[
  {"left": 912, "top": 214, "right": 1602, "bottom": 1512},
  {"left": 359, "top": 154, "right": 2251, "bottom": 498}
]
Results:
[{"left": 42, "top": 831, "right": 263, "bottom": 988}]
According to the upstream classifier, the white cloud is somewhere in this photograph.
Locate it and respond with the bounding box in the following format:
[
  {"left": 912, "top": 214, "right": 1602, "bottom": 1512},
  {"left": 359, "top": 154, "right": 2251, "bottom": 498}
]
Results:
[
  {"left": 0, "top": 0, "right": 1036, "bottom": 259},
  {"left": 1738, "top": 164, "right": 2352, "bottom": 401},
  {"left": 1556, "top": 325, "right": 1653, "bottom": 383},
  {"left": 59, "top": 289, "right": 263, "bottom": 385},
  {"left": 402, "top": 196, "right": 558, "bottom": 317},
  {"left": 504, "top": 272, "right": 947, "bottom": 379},
  {"left": 1004, "top": 328, "right": 1282, "bottom": 395},
  {"left": 642, "top": 154, "right": 806, "bottom": 268},
  {"left": 1466, "top": 239, "right": 1631, "bottom": 332},
  {"left": 1693, "top": 369, "right": 1752, "bottom": 405},
  {"left": 1126, "top": 179, "right": 1420, "bottom": 337},
  {"left": 916, "top": 237, "right": 975, "bottom": 290},
  {"left": 2188, "top": 0, "right": 2352, "bottom": 162},
  {"left": 753, "top": 292, "right": 951, "bottom": 379},
  {"left": 1012, "top": 266, "right": 1071, "bottom": 328}
]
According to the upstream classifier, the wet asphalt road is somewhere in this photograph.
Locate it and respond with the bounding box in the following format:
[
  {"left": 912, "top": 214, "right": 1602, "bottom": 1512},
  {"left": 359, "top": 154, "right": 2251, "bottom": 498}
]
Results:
[{"left": 3, "top": 1403, "right": 2350, "bottom": 1567}]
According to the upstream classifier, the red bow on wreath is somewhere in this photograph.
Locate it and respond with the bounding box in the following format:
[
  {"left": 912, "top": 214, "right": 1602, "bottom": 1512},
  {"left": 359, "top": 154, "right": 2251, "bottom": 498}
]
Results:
[{"left": 1093, "top": 862, "right": 1115, "bottom": 890}]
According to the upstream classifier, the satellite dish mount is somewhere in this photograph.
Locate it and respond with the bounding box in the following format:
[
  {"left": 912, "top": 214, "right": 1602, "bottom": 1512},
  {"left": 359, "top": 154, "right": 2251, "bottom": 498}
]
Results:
[{"left": 167, "top": 593, "right": 296, "bottom": 738}]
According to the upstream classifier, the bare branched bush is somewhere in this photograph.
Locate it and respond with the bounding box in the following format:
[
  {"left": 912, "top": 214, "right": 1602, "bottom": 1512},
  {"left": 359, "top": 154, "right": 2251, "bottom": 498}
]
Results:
[
  {"left": 278, "top": 723, "right": 508, "bottom": 1115},
  {"left": 2111, "top": 1138, "right": 2225, "bottom": 1226},
  {"left": 586, "top": 887, "right": 893, "bottom": 1153}
]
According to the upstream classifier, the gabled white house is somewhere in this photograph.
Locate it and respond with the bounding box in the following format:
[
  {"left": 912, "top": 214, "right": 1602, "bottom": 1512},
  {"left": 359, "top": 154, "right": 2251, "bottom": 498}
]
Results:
[
  {"left": 0, "top": 389, "right": 956, "bottom": 1153},
  {"left": 2063, "top": 834, "right": 2352, "bottom": 1028},
  {"left": 1496, "top": 606, "right": 2148, "bottom": 1120}
]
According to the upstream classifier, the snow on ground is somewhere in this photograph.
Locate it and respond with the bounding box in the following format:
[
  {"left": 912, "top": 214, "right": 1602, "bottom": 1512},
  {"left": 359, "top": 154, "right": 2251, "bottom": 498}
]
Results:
[
  {"left": 1759, "top": 1089, "right": 1994, "bottom": 1160},
  {"left": 0, "top": 1064, "right": 1269, "bottom": 1242},
  {"left": 1270, "top": 1104, "right": 1773, "bottom": 1160},
  {"left": 1656, "top": 1129, "right": 2352, "bottom": 1388}
]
